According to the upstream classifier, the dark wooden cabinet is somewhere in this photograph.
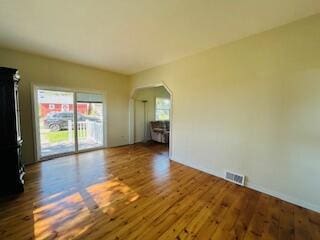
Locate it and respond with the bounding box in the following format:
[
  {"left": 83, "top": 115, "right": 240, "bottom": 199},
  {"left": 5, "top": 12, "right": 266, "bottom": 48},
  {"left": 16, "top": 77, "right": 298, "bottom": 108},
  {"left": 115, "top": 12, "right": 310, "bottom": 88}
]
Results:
[{"left": 0, "top": 67, "right": 24, "bottom": 195}]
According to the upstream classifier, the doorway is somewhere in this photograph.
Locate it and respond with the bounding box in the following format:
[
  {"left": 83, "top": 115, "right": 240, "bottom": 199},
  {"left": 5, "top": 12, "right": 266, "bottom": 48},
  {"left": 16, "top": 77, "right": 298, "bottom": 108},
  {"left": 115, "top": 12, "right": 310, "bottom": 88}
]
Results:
[
  {"left": 130, "top": 85, "right": 172, "bottom": 157},
  {"left": 33, "top": 87, "right": 106, "bottom": 160}
]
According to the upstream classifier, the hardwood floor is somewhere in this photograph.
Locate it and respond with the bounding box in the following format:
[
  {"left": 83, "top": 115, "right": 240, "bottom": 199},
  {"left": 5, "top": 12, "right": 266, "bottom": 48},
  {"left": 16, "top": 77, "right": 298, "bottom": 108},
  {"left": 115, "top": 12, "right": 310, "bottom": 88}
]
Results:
[{"left": 0, "top": 143, "right": 319, "bottom": 240}]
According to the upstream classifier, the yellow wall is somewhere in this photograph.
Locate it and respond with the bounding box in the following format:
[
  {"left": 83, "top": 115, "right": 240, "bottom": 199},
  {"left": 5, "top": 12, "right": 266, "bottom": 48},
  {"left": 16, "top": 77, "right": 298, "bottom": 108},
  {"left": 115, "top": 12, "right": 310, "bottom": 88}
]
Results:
[
  {"left": 131, "top": 14, "right": 320, "bottom": 212},
  {"left": 0, "top": 48, "right": 130, "bottom": 164}
]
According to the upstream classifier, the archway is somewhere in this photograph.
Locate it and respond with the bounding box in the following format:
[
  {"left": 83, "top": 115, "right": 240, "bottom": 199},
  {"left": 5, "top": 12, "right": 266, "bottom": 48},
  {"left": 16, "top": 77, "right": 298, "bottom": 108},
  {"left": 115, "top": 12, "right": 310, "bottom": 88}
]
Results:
[{"left": 129, "top": 83, "right": 173, "bottom": 159}]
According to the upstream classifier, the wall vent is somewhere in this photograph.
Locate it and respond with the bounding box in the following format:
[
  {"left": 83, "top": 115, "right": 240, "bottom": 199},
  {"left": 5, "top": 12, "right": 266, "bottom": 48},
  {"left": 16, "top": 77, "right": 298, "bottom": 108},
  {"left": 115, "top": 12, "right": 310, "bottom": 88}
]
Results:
[{"left": 225, "top": 171, "right": 245, "bottom": 186}]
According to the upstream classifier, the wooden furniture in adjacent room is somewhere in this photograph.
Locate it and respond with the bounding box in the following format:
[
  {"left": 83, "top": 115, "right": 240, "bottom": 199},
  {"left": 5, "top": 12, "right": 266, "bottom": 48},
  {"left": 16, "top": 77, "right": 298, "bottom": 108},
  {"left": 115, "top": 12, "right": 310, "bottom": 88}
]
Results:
[{"left": 150, "top": 120, "right": 169, "bottom": 143}]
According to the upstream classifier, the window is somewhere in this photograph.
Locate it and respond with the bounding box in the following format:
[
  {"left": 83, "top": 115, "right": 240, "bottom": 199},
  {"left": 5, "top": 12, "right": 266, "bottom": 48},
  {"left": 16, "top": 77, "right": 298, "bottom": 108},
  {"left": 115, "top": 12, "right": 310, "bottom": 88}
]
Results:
[
  {"left": 155, "top": 98, "right": 170, "bottom": 120},
  {"left": 49, "top": 104, "right": 55, "bottom": 110}
]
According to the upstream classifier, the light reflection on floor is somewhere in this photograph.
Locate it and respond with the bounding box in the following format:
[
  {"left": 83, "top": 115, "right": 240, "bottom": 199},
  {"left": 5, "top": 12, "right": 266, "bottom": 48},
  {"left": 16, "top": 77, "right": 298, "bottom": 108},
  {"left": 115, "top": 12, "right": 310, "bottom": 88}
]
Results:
[
  {"left": 33, "top": 178, "right": 139, "bottom": 239},
  {"left": 33, "top": 192, "right": 92, "bottom": 239},
  {"left": 151, "top": 154, "right": 171, "bottom": 183},
  {"left": 86, "top": 179, "right": 140, "bottom": 213}
]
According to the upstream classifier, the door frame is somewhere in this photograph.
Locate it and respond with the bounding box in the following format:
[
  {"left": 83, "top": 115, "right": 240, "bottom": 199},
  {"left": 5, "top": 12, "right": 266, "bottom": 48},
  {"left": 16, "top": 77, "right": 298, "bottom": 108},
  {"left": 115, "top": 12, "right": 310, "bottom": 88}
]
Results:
[
  {"left": 31, "top": 84, "right": 107, "bottom": 161},
  {"left": 133, "top": 99, "right": 147, "bottom": 143},
  {"left": 129, "top": 82, "right": 173, "bottom": 159}
]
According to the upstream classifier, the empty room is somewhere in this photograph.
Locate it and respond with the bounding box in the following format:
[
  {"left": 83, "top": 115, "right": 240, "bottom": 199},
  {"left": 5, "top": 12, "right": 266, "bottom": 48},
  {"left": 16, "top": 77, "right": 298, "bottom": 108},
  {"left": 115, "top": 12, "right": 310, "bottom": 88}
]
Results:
[{"left": 0, "top": 1, "right": 320, "bottom": 239}]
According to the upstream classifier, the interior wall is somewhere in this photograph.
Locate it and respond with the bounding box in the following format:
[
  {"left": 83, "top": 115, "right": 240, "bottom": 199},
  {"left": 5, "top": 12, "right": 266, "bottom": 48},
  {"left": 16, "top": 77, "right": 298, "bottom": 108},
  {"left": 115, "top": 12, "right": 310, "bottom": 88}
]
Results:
[
  {"left": 130, "top": 14, "right": 320, "bottom": 212},
  {"left": 132, "top": 86, "right": 170, "bottom": 142},
  {"left": 0, "top": 48, "right": 130, "bottom": 164}
]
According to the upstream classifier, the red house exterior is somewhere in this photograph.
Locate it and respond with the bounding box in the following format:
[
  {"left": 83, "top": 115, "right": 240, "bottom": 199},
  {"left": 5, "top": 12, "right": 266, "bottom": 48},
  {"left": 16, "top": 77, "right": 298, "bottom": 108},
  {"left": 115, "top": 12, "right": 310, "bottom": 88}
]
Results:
[{"left": 40, "top": 103, "right": 89, "bottom": 118}]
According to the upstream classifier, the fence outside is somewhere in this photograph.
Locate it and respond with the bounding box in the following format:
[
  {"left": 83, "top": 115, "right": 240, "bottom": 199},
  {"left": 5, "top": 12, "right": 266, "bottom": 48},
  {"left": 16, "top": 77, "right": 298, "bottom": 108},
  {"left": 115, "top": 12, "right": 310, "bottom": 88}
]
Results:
[{"left": 68, "top": 120, "right": 103, "bottom": 144}]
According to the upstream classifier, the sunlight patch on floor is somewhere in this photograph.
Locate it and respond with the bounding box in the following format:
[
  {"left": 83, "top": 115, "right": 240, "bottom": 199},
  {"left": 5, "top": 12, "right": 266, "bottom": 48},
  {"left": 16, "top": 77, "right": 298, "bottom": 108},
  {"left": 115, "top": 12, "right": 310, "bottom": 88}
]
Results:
[
  {"left": 86, "top": 178, "right": 140, "bottom": 214},
  {"left": 32, "top": 178, "right": 139, "bottom": 239},
  {"left": 33, "top": 192, "right": 92, "bottom": 239}
]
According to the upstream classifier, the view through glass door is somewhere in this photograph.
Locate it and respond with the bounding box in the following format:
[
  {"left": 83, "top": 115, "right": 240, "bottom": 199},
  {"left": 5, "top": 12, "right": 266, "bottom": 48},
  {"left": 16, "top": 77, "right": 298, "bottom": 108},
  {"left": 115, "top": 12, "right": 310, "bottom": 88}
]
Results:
[
  {"left": 76, "top": 93, "right": 104, "bottom": 151},
  {"left": 36, "top": 88, "right": 105, "bottom": 160},
  {"left": 37, "top": 89, "right": 75, "bottom": 158}
]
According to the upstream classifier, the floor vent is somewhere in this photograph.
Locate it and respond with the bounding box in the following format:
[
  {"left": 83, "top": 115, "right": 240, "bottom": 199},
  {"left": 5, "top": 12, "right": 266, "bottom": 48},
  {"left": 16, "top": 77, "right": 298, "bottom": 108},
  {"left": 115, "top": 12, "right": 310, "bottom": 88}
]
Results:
[{"left": 225, "top": 171, "right": 245, "bottom": 186}]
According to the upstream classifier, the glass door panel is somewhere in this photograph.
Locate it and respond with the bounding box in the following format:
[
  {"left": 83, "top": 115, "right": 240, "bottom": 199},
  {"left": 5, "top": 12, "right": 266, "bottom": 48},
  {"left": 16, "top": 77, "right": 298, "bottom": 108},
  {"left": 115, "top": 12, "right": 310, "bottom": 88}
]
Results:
[
  {"left": 76, "top": 93, "right": 104, "bottom": 151},
  {"left": 37, "top": 89, "right": 75, "bottom": 158}
]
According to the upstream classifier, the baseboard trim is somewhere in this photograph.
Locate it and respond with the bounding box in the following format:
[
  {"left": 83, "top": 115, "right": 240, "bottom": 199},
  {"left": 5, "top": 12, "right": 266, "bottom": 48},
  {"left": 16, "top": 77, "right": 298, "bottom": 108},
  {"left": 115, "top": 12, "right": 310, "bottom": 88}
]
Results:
[
  {"left": 171, "top": 158, "right": 320, "bottom": 213},
  {"left": 246, "top": 182, "right": 320, "bottom": 213}
]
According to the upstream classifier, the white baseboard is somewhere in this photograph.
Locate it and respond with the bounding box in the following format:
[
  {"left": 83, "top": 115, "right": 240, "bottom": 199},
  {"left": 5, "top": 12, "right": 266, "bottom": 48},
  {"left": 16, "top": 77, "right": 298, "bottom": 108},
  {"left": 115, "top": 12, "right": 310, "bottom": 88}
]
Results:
[
  {"left": 247, "top": 182, "right": 320, "bottom": 213},
  {"left": 171, "top": 158, "right": 320, "bottom": 213}
]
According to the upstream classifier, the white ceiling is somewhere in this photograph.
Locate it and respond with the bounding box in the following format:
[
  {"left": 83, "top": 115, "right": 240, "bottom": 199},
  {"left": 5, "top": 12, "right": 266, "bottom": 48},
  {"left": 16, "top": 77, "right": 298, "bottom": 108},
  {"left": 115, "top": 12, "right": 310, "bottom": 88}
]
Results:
[{"left": 0, "top": 0, "right": 319, "bottom": 75}]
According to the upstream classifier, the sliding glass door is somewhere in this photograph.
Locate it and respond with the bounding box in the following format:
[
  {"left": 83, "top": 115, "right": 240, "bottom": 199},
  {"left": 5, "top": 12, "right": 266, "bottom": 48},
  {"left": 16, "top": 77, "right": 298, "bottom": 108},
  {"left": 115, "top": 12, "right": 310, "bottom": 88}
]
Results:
[
  {"left": 35, "top": 88, "right": 105, "bottom": 160},
  {"left": 37, "top": 89, "right": 75, "bottom": 158},
  {"left": 76, "top": 93, "right": 104, "bottom": 151}
]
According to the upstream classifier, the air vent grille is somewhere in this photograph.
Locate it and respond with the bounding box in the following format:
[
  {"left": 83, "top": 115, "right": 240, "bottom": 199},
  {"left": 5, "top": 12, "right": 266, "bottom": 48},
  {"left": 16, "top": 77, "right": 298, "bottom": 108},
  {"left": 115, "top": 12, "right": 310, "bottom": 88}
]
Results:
[{"left": 225, "top": 171, "right": 245, "bottom": 186}]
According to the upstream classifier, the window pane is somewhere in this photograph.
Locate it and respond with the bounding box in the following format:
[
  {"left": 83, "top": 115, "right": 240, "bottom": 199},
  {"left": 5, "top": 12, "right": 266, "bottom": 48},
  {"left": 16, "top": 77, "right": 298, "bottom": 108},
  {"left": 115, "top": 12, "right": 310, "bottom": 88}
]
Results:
[
  {"left": 77, "top": 101, "right": 104, "bottom": 151},
  {"left": 156, "top": 109, "right": 170, "bottom": 121},
  {"left": 156, "top": 98, "right": 170, "bottom": 110},
  {"left": 77, "top": 92, "right": 104, "bottom": 103},
  {"left": 38, "top": 89, "right": 75, "bottom": 158}
]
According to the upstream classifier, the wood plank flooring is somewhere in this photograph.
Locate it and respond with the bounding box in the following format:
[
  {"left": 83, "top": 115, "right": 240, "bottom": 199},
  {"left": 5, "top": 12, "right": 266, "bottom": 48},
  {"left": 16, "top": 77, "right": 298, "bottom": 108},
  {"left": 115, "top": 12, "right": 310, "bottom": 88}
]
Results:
[{"left": 0, "top": 143, "right": 319, "bottom": 240}]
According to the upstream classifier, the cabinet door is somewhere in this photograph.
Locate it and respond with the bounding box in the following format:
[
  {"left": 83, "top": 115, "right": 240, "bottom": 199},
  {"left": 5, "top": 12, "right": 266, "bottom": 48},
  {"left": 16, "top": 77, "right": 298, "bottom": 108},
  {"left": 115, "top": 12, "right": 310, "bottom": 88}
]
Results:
[
  {"left": 0, "top": 78, "right": 16, "bottom": 145},
  {"left": 14, "top": 82, "right": 22, "bottom": 142}
]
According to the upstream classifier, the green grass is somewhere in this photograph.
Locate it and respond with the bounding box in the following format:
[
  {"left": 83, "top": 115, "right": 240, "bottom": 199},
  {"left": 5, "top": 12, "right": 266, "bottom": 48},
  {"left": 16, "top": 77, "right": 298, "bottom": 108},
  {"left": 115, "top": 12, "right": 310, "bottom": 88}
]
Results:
[
  {"left": 45, "top": 130, "right": 71, "bottom": 143},
  {"left": 44, "top": 130, "right": 86, "bottom": 143}
]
